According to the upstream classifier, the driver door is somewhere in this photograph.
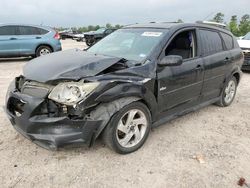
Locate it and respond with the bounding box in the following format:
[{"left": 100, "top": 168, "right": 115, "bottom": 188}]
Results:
[{"left": 157, "top": 29, "right": 204, "bottom": 114}]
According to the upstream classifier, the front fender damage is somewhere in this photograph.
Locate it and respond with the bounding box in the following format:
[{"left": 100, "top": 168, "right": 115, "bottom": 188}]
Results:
[{"left": 86, "top": 97, "right": 140, "bottom": 142}]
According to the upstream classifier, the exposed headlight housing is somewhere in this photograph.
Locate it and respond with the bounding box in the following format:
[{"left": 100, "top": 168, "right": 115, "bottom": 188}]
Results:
[{"left": 48, "top": 81, "right": 99, "bottom": 106}]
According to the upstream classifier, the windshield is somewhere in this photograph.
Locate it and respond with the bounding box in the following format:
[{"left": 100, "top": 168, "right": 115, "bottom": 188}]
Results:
[
  {"left": 243, "top": 32, "right": 250, "bottom": 40},
  {"left": 88, "top": 28, "right": 167, "bottom": 61},
  {"left": 95, "top": 28, "right": 106, "bottom": 33}
]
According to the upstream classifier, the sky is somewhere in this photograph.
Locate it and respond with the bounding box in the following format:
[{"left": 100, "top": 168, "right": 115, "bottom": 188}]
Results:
[{"left": 0, "top": 0, "right": 249, "bottom": 27}]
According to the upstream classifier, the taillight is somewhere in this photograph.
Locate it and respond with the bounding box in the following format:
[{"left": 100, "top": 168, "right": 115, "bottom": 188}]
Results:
[{"left": 54, "top": 32, "right": 60, "bottom": 40}]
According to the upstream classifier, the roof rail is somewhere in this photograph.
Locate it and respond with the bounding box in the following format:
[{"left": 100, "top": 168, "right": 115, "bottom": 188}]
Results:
[{"left": 196, "top": 21, "right": 229, "bottom": 30}]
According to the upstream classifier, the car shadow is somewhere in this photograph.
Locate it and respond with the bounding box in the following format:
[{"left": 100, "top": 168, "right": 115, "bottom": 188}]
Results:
[
  {"left": 0, "top": 57, "right": 33, "bottom": 63},
  {"left": 242, "top": 70, "right": 250, "bottom": 73}
]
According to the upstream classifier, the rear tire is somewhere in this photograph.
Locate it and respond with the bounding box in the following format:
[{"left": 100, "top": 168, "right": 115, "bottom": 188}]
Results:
[
  {"left": 216, "top": 76, "right": 237, "bottom": 107},
  {"left": 102, "top": 102, "right": 151, "bottom": 154},
  {"left": 35, "top": 45, "right": 52, "bottom": 57}
]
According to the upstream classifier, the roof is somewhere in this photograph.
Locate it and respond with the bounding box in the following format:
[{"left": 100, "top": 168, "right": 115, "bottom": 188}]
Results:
[
  {"left": 124, "top": 22, "right": 232, "bottom": 34},
  {"left": 124, "top": 22, "right": 182, "bottom": 29},
  {"left": 0, "top": 23, "right": 52, "bottom": 30}
]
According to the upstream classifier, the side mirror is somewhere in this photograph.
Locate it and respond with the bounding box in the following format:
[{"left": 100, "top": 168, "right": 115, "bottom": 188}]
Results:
[{"left": 158, "top": 55, "right": 183, "bottom": 66}]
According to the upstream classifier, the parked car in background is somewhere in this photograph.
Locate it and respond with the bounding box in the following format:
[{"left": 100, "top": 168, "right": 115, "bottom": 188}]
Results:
[
  {"left": 238, "top": 32, "right": 250, "bottom": 70},
  {"left": 59, "top": 29, "right": 77, "bottom": 40},
  {"left": 84, "top": 28, "right": 116, "bottom": 46},
  {"left": 0, "top": 24, "right": 61, "bottom": 57},
  {"left": 73, "top": 33, "right": 85, "bottom": 42},
  {"left": 5, "top": 22, "right": 243, "bottom": 154}
]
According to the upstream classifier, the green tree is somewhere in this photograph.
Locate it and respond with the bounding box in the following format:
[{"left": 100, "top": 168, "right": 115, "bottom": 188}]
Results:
[
  {"left": 106, "top": 23, "right": 112, "bottom": 29},
  {"left": 229, "top": 15, "right": 240, "bottom": 36},
  {"left": 87, "top": 25, "right": 95, "bottom": 31},
  {"left": 177, "top": 19, "right": 184, "bottom": 23},
  {"left": 114, "top": 24, "right": 123, "bottom": 29},
  {"left": 78, "top": 27, "right": 88, "bottom": 33},
  {"left": 95, "top": 25, "right": 101, "bottom": 30},
  {"left": 212, "top": 12, "right": 224, "bottom": 23},
  {"left": 239, "top": 14, "right": 250, "bottom": 36}
]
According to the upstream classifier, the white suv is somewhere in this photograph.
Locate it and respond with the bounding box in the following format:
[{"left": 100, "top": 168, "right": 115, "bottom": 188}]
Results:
[{"left": 238, "top": 32, "right": 250, "bottom": 70}]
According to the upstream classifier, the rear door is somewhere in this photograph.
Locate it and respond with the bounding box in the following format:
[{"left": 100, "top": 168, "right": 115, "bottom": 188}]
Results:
[
  {"left": 198, "top": 29, "right": 231, "bottom": 101},
  {"left": 16, "top": 26, "right": 43, "bottom": 54},
  {"left": 220, "top": 32, "right": 242, "bottom": 72},
  {"left": 0, "top": 25, "right": 20, "bottom": 56}
]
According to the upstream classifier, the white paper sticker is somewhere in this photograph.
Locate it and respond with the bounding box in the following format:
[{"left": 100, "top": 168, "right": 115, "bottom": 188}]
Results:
[
  {"left": 139, "top": 53, "right": 146, "bottom": 57},
  {"left": 142, "top": 32, "right": 162, "bottom": 37}
]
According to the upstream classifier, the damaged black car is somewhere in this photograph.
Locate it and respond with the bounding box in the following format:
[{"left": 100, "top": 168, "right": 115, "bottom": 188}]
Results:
[{"left": 5, "top": 22, "right": 243, "bottom": 154}]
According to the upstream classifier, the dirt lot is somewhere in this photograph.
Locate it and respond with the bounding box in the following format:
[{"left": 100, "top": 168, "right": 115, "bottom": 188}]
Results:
[{"left": 0, "top": 39, "right": 250, "bottom": 188}]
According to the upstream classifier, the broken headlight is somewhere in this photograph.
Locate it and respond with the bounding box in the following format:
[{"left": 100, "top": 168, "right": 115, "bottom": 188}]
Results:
[{"left": 48, "top": 81, "right": 99, "bottom": 106}]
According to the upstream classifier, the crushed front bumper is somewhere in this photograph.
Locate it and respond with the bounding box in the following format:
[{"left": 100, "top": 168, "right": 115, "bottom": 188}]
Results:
[{"left": 5, "top": 81, "right": 102, "bottom": 150}]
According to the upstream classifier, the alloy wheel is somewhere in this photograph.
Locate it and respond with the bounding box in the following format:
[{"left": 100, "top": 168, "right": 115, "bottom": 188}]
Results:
[
  {"left": 224, "top": 80, "right": 236, "bottom": 104},
  {"left": 39, "top": 48, "right": 51, "bottom": 56},
  {"left": 116, "top": 109, "right": 148, "bottom": 148}
]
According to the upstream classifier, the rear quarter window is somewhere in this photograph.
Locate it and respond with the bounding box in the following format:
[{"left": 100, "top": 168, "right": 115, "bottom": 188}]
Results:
[
  {"left": 199, "top": 29, "right": 223, "bottom": 56},
  {"left": 233, "top": 37, "right": 240, "bottom": 48},
  {"left": 221, "top": 32, "right": 234, "bottom": 50}
]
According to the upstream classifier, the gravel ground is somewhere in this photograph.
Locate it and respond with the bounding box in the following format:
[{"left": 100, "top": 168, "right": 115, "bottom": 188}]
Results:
[{"left": 0, "top": 40, "right": 250, "bottom": 188}]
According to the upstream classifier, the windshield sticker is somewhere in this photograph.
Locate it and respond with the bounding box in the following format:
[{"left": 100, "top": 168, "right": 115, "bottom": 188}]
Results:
[
  {"left": 142, "top": 32, "right": 162, "bottom": 37},
  {"left": 139, "top": 54, "right": 146, "bottom": 57}
]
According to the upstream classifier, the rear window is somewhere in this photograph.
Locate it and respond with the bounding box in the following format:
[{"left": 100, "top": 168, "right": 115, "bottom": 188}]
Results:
[
  {"left": 199, "top": 29, "right": 223, "bottom": 56},
  {"left": 18, "top": 26, "right": 48, "bottom": 35},
  {"left": 0, "top": 26, "right": 17, "bottom": 35},
  {"left": 221, "top": 32, "right": 233, "bottom": 50}
]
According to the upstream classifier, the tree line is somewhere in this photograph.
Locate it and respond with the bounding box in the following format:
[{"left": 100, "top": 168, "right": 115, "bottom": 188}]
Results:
[
  {"left": 56, "top": 23, "right": 123, "bottom": 33},
  {"left": 56, "top": 13, "right": 250, "bottom": 37},
  {"left": 211, "top": 12, "right": 250, "bottom": 37}
]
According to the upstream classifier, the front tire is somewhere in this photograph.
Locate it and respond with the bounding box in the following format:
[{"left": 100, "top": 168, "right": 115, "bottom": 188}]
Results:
[
  {"left": 36, "top": 45, "right": 52, "bottom": 57},
  {"left": 216, "top": 76, "right": 237, "bottom": 107},
  {"left": 102, "top": 102, "right": 151, "bottom": 154},
  {"left": 86, "top": 39, "right": 95, "bottom": 46}
]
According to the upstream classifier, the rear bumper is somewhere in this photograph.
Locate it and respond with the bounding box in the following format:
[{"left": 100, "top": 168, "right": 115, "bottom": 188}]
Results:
[
  {"left": 53, "top": 42, "right": 62, "bottom": 52},
  {"left": 5, "top": 81, "right": 102, "bottom": 150}
]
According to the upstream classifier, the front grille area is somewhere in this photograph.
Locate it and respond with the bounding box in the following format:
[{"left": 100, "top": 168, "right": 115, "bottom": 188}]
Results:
[
  {"left": 7, "top": 97, "right": 26, "bottom": 117},
  {"left": 15, "top": 76, "right": 26, "bottom": 91},
  {"left": 244, "top": 52, "right": 250, "bottom": 61},
  {"left": 16, "top": 77, "right": 53, "bottom": 98}
]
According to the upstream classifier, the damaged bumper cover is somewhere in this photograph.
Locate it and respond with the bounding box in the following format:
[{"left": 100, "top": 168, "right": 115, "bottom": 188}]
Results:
[{"left": 5, "top": 81, "right": 102, "bottom": 150}]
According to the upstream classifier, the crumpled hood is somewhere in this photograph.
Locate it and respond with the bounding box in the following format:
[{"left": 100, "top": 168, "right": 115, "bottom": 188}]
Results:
[{"left": 23, "top": 49, "right": 124, "bottom": 83}]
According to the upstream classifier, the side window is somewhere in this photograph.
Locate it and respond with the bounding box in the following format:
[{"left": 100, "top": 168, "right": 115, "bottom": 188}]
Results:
[
  {"left": 0, "top": 26, "right": 17, "bottom": 35},
  {"left": 221, "top": 32, "right": 233, "bottom": 50},
  {"left": 18, "top": 26, "right": 41, "bottom": 35},
  {"left": 165, "top": 30, "right": 197, "bottom": 60},
  {"left": 105, "top": 29, "right": 113, "bottom": 34},
  {"left": 199, "top": 29, "right": 223, "bottom": 56}
]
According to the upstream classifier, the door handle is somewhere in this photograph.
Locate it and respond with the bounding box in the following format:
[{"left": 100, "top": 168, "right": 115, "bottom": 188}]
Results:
[
  {"left": 9, "top": 37, "right": 17, "bottom": 40},
  {"left": 195, "top": 64, "right": 202, "bottom": 70},
  {"left": 36, "top": 37, "right": 41, "bottom": 39},
  {"left": 224, "top": 57, "right": 230, "bottom": 62}
]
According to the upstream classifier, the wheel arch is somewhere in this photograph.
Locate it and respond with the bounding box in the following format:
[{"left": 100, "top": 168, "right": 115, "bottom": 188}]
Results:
[
  {"left": 95, "top": 83, "right": 158, "bottom": 121},
  {"left": 232, "top": 72, "right": 240, "bottom": 85},
  {"left": 35, "top": 44, "right": 54, "bottom": 53},
  {"left": 223, "top": 65, "right": 242, "bottom": 87}
]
